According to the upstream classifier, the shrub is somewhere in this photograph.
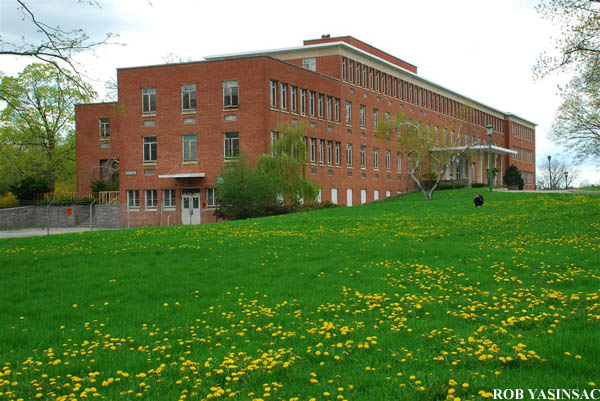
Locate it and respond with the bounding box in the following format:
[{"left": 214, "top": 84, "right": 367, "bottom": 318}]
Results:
[
  {"left": 503, "top": 165, "right": 524, "bottom": 190},
  {"left": 9, "top": 176, "right": 51, "bottom": 204},
  {"left": 472, "top": 182, "right": 486, "bottom": 188},
  {"left": 422, "top": 172, "right": 438, "bottom": 180},
  {"left": 91, "top": 179, "right": 110, "bottom": 194},
  {"left": 0, "top": 192, "right": 18, "bottom": 208},
  {"left": 216, "top": 156, "right": 285, "bottom": 220}
]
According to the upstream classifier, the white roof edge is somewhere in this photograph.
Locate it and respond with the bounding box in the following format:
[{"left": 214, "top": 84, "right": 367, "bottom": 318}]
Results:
[
  {"left": 432, "top": 145, "right": 518, "bottom": 155},
  {"left": 158, "top": 173, "right": 206, "bottom": 179},
  {"left": 205, "top": 41, "right": 536, "bottom": 127}
]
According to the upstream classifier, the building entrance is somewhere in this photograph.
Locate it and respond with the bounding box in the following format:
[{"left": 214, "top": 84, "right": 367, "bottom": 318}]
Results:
[{"left": 182, "top": 189, "right": 201, "bottom": 225}]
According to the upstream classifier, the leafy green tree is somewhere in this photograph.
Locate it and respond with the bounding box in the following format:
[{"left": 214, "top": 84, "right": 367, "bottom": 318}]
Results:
[
  {"left": 257, "top": 123, "right": 319, "bottom": 205},
  {"left": 215, "top": 155, "right": 283, "bottom": 220},
  {"left": 0, "top": 63, "right": 94, "bottom": 190},
  {"left": 9, "top": 175, "right": 51, "bottom": 203}
]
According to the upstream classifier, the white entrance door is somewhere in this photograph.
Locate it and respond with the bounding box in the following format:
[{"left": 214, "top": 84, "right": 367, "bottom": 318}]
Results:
[
  {"left": 374, "top": 190, "right": 379, "bottom": 201},
  {"left": 182, "top": 189, "right": 201, "bottom": 225},
  {"left": 346, "top": 189, "right": 353, "bottom": 206},
  {"left": 331, "top": 188, "right": 338, "bottom": 205},
  {"left": 360, "top": 189, "right": 367, "bottom": 204}
]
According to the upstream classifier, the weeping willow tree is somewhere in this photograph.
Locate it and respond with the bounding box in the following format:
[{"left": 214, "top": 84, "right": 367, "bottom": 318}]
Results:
[{"left": 257, "top": 123, "right": 319, "bottom": 205}]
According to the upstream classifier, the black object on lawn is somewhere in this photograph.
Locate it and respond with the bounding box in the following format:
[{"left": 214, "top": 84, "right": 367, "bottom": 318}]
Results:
[{"left": 474, "top": 194, "right": 484, "bottom": 208}]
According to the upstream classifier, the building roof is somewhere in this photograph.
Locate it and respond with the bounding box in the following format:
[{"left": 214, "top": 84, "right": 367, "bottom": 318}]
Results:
[{"left": 205, "top": 39, "right": 536, "bottom": 127}]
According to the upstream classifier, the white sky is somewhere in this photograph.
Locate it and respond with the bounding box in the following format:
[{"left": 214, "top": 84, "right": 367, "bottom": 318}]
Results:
[{"left": 1, "top": 0, "right": 598, "bottom": 185}]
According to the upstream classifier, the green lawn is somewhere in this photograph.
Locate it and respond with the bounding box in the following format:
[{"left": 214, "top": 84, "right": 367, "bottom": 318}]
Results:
[{"left": 1, "top": 189, "right": 599, "bottom": 401}]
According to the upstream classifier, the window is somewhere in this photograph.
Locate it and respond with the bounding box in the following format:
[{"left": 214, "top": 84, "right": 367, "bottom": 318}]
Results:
[
  {"left": 302, "top": 57, "right": 316, "bottom": 71},
  {"left": 345, "top": 101, "right": 352, "bottom": 125},
  {"left": 373, "top": 147, "right": 379, "bottom": 170},
  {"left": 349, "top": 60, "right": 354, "bottom": 83},
  {"left": 360, "top": 145, "right": 366, "bottom": 169},
  {"left": 143, "top": 136, "right": 157, "bottom": 163},
  {"left": 182, "top": 84, "right": 197, "bottom": 111},
  {"left": 397, "top": 152, "right": 402, "bottom": 173},
  {"left": 319, "top": 139, "right": 325, "bottom": 164},
  {"left": 127, "top": 190, "right": 139, "bottom": 210},
  {"left": 369, "top": 68, "right": 373, "bottom": 89},
  {"left": 356, "top": 62, "right": 361, "bottom": 86},
  {"left": 206, "top": 188, "right": 220, "bottom": 208},
  {"left": 269, "top": 80, "right": 277, "bottom": 108},
  {"left": 341, "top": 57, "right": 347, "bottom": 80},
  {"left": 375, "top": 71, "right": 380, "bottom": 92},
  {"left": 318, "top": 94, "right": 324, "bottom": 118},
  {"left": 99, "top": 118, "right": 110, "bottom": 138},
  {"left": 183, "top": 134, "right": 197, "bottom": 162},
  {"left": 385, "top": 112, "right": 391, "bottom": 130},
  {"left": 373, "top": 109, "right": 379, "bottom": 129},
  {"left": 145, "top": 189, "right": 157, "bottom": 210},
  {"left": 224, "top": 132, "right": 239, "bottom": 160},
  {"left": 335, "top": 142, "right": 341, "bottom": 165},
  {"left": 163, "top": 189, "right": 176, "bottom": 209},
  {"left": 334, "top": 98, "right": 340, "bottom": 122},
  {"left": 290, "top": 86, "right": 297, "bottom": 113},
  {"left": 309, "top": 91, "right": 315, "bottom": 116},
  {"left": 223, "top": 80, "right": 238, "bottom": 108},
  {"left": 381, "top": 73, "right": 386, "bottom": 94},
  {"left": 270, "top": 131, "right": 279, "bottom": 155},
  {"left": 310, "top": 138, "right": 316, "bottom": 163},
  {"left": 300, "top": 89, "right": 307, "bottom": 116},
  {"left": 385, "top": 149, "right": 391, "bottom": 171},
  {"left": 326, "top": 96, "right": 332, "bottom": 120},
  {"left": 363, "top": 65, "right": 367, "bottom": 88},
  {"left": 360, "top": 105, "right": 366, "bottom": 128},
  {"left": 346, "top": 143, "right": 353, "bottom": 167},
  {"left": 327, "top": 140, "right": 333, "bottom": 165},
  {"left": 142, "top": 87, "right": 156, "bottom": 114},
  {"left": 280, "top": 83, "right": 287, "bottom": 110}
]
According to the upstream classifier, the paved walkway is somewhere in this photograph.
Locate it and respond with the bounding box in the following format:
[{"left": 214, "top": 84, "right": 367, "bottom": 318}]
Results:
[{"left": 0, "top": 227, "right": 113, "bottom": 239}]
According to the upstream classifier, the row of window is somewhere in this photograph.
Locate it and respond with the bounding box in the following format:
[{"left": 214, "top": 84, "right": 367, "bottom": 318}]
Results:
[
  {"left": 126, "top": 188, "right": 219, "bottom": 210},
  {"left": 141, "top": 80, "right": 239, "bottom": 115},
  {"left": 341, "top": 56, "right": 507, "bottom": 133},
  {"left": 512, "top": 122, "right": 534, "bottom": 142},
  {"left": 512, "top": 146, "right": 534, "bottom": 163},
  {"left": 141, "top": 133, "right": 239, "bottom": 164},
  {"left": 269, "top": 80, "right": 342, "bottom": 122},
  {"left": 300, "top": 136, "right": 403, "bottom": 172}
]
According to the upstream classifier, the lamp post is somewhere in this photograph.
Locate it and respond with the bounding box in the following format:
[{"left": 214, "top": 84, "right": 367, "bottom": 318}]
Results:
[
  {"left": 547, "top": 155, "right": 552, "bottom": 190},
  {"left": 564, "top": 171, "right": 568, "bottom": 190},
  {"left": 486, "top": 124, "right": 493, "bottom": 192}
]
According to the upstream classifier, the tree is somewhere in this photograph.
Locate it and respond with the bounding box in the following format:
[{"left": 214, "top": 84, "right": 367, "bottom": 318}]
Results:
[
  {"left": 503, "top": 165, "right": 525, "bottom": 190},
  {"left": 536, "top": 156, "right": 579, "bottom": 189},
  {"left": 536, "top": 0, "right": 600, "bottom": 163},
  {"left": 549, "top": 56, "right": 600, "bottom": 163},
  {"left": 534, "top": 0, "right": 600, "bottom": 78},
  {"left": 0, "top": 0, "right": 118, "bottom": 95},
  {"left": 378, "top": 111, "right": 480, "bottom": 200},
  {"left": 257, "top": 123, "right": 319, "bottom": 205},
  {"left": 215, "top": 155, "right": 283, "bottom": 220},
  {"left": 0, "top": 63, "right": 95, "bottom": 190}
]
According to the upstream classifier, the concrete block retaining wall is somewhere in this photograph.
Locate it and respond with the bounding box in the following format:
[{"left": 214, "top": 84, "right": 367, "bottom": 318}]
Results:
[{"left": 0, "top": 204, "right": 121, "bottom": 229}]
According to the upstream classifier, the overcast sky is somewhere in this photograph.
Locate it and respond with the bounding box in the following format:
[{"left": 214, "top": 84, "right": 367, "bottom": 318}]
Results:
[{"left": 1, "top": 0, "right": 598, "bottom": 185}]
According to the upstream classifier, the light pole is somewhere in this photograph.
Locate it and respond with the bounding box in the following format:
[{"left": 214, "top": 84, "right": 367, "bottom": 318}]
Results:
[
  {"left": 486, "top": 124, "right": 493, "bottom": 192},
  {"left": 547, "top": 155, "right": 552, "bottom": 190},
  {"left": 564, "top": 171, "right": 568, "bottom": 190}
]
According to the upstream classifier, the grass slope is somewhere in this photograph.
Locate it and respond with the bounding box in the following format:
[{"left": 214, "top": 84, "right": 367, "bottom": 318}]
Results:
[{"left": 0, "top": 189, "right": 599, "bottom": 401}]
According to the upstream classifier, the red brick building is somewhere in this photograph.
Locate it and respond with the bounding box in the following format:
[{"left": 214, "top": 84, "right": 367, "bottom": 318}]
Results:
[{"left": 76, "top": 35, "right": 536, "bottom": 227}]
